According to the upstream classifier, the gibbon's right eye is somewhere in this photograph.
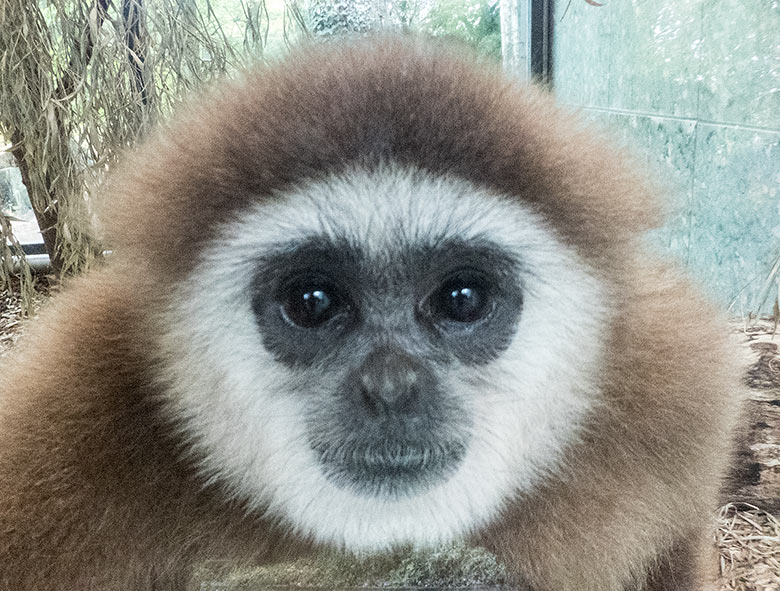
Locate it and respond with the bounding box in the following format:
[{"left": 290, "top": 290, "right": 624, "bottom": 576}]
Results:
[{"left": 280, "top": 279, "right": 348, "bottom": 329}]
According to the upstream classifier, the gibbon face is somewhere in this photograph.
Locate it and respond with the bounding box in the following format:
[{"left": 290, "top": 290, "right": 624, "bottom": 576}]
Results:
[{"left": 157, "top": 166, "right": 609, "bottom": 551}]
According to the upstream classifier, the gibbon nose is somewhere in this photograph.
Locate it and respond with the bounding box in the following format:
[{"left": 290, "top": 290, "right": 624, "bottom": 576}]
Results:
[{"left": 351, "top": 346, "right": 433, "bottom": 417}]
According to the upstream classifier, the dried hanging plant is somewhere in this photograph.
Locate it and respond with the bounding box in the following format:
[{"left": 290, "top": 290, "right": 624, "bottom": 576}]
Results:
[{"left": 0, "top": 0, "right": 288, "bottom": 312}]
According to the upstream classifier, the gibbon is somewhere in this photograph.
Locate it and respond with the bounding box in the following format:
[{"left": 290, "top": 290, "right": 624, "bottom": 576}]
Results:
[{"left": 0, "top": 37, "right": 739, "bottom": 591}]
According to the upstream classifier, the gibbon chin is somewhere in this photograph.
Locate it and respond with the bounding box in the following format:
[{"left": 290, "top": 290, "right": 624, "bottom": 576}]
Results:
[{"left": 0, "top": 36, "right": 739, "bottom": 591}]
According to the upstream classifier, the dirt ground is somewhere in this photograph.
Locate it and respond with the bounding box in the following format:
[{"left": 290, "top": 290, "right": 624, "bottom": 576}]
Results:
[{"left": 1, "top": 285, "right": 779, "bottom": 590}]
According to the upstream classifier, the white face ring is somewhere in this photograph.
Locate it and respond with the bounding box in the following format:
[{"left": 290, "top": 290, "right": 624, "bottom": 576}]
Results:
[{"left": 154, "top": 164, "right": 610, "bottom": 552}]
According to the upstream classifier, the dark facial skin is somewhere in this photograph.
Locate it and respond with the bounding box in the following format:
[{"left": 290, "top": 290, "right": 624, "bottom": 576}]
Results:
[{"left": 251, "top": 235, "right": 523, "bottom": 498}]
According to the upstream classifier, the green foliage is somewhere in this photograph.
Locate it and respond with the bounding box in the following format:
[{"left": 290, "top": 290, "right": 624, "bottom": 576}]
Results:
[
  {"left": 422, "top": 0, "right": 501, "bottom": 60},
  {"left": 303, "top": 0, "right": 502, "bottom": 60},
  {"left": 305, "top": 0, "right": 428, "bottom": 37},
  {"left": 308, "top": 0, "right": 378, "bottom": 36}
]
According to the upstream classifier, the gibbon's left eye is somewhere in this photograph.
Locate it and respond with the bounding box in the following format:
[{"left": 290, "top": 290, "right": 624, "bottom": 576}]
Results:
[{"left": 428, "top": 271, "right": 494, "bottom": 325}]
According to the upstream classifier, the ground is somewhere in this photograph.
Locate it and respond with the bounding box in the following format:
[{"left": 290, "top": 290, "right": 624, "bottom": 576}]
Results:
[{"left": 1, "top": 284, "right": 778, "bottom": 590}]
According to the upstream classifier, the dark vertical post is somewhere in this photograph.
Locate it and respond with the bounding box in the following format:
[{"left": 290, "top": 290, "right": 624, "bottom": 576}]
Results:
[{"left": 530, "top": 0, "right": 553, "bottom": 84}]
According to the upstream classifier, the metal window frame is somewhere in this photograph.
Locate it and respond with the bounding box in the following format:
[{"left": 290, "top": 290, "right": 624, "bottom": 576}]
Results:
[
  {"left": 500, "top": 0, "right": 554, "bottom": 83},
  {"left": 530, "top": 0, "right": 553, "bottom": 83}
]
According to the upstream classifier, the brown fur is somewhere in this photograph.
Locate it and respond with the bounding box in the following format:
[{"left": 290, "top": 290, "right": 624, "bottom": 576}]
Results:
[
  {"left": 477, "top": 260, "right": 737, "bottom": 590},
  {"left": 0, "top": 37, "right": 739, "bottom": 590}
]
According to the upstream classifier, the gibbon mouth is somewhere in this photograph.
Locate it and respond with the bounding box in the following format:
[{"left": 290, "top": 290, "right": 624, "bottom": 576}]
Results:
[{"left": 312, "top": 438, "right": 467, "bottom": 497}]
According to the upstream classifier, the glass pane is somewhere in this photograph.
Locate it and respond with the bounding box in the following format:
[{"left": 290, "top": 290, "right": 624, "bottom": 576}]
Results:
[
  {"left": 552, "top": 0, "right": 780, "bottom": 313},
  {"left": 0, "top": 152, "right": 42, "bottom": 247}
]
